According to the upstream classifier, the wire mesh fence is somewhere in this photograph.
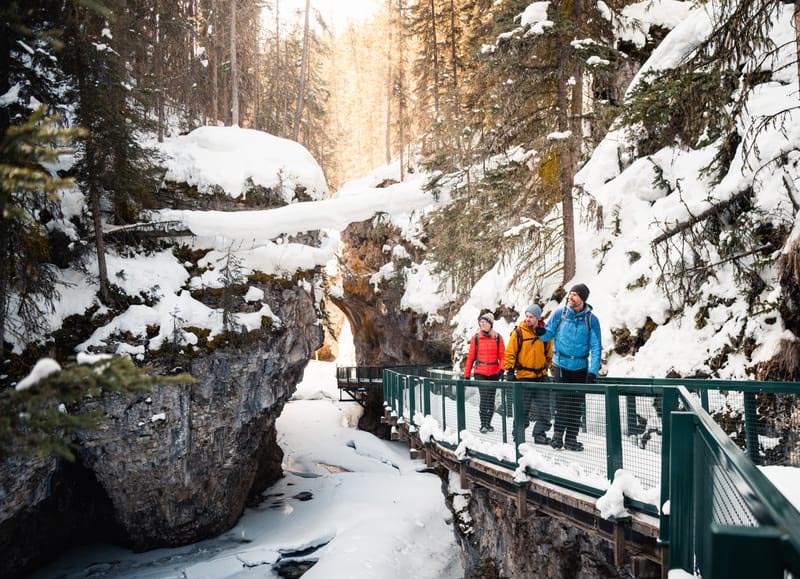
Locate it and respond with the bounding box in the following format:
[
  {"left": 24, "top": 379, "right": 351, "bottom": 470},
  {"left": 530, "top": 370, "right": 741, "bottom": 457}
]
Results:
[{"left": 619, "top": 393, "right": 663, "bottom": 491}]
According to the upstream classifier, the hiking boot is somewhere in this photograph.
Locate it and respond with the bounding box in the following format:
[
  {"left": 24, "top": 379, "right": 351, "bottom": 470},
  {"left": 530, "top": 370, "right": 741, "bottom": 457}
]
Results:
[
  {"left": 532, "top": 434, "right": 550, "bottom": 445},
  {"left": 564, "top": 440, "right": 584, "bottom": 452},
  {"left": 486, "top": 425, "right": 495, "bottom": 432},
  {"left": 550, "top": 437, "right": 563, "bottom": 450},
  {"left": 480, "top": 425, "right": 489, "bottom": 434}
]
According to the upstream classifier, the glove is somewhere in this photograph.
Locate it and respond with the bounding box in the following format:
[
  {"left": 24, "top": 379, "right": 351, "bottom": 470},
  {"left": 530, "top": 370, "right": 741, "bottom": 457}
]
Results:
[
  {"left": 505, "top": 369, "right": 516, "bottom": 381},
  {"left": 587, "top": 372, "right": 596, "bottom": 383},
  {"left": 534, "top": 326, "right": 546, "bottom": 337}
]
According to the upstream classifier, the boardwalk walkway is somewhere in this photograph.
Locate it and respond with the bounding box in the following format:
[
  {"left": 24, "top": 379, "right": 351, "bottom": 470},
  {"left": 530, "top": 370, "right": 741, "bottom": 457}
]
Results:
[{"left": 339, "top": 366, "right": 800, "bottom": 579}]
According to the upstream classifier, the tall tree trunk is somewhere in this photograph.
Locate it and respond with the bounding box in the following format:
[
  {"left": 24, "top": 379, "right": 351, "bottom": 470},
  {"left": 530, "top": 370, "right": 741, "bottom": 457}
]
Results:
[
  {"left": 90, "top": 182, "right": 110, "bottom": 304},
  {"left": 449, "top": 0, "right": 458, "bottom": 113},
  {"left": 429, "top": 0, "right": 440, "bottom": 119},
  {"left": 253, "top": 27, "right": 260, "bottom": 130},
  {"left": 155, "top": 0, "right": 164, "bottom": 142},
  {"left": 385, "top": 0, "right": 392, "bottom": 164},
  {"left": 211, "top": 0, "right": 219, "bottom": 123},
  {"left": 558, "top": 0, "right": 584, "bottom": 285},
  {"left": 557, "top": 49, "right": 575, "bottom": 284},
  {"left": 795, "top": 0, "right": 800, "bottom": 95},
  {"left": 398, "top": 0, "right": 406, "bottom": 180},
  {"left": 272, "top": 0, "right": 280, "bottom": 133},
  {"left": 230, "top": 0, "right": 239, "bottom": 126},
  {"left": 292, "top": 0, "right": 311, "bottom": 141}
]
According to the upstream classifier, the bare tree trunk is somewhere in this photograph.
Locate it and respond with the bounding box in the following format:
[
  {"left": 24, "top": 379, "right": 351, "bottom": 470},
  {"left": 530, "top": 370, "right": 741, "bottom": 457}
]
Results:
[
  {"left": 449, "top": 0, "right": 458, "bottom": 108},
  {"left": 385, "top": 0, "right": 392, "bottom": 164},
  {"left": 270, "top": 0, "right": 285, "bottom": 137},
  {"left": 558, "top": 46, "right": 576, "bottom": 284},
  {"left": 211, "top": 0, "right": 219, "bottom": 123},
  {"left": 0, "top": 230, "right": 8, "bottom": 362},
  {"left": 429, "top": 0, "right": 440, "bottom": 119},
  {"left": 155, "top": 0, "right": 164, "bottom": 141},
  {"left": 253, "top": 25, "right": 260, "bottom": 130},
  {"left": 292, "top": 0, "right": 311, "bottom": 141},
  {"left": 795, "top": 0, "right": 800, "bottom": 95},
  {"left": 230, "top": 0, "right": 239, "bottom": 126},
  {"left": 397, "top": 0, "right": 406, "bottom": 180},
  {"left": 559, "top": 0, "right": 584, "bottom": 284},
  {"left": 91, "top": 185, "right": 110, "bottom": 304}
]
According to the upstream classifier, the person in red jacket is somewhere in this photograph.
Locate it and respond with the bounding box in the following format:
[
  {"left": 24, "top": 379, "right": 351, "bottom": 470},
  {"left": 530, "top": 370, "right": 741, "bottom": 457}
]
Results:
[{"left": 464, "top": 312, "right": 505, "bottom": 433}]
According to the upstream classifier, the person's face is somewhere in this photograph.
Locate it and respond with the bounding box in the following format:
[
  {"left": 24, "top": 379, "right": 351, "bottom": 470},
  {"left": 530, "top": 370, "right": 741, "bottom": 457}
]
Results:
[
  {"left": 568, "top": 291, "right": 585, "bottom": 311},
  {"left": 479, "top": 319, "right": 492, "bottom": 331},
  {"left": 524, "top": 311, "right": 538, "bottom": 327}
]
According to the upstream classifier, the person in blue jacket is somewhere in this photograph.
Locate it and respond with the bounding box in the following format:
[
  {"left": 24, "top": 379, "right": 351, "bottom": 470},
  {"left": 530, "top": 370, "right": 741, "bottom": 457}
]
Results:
[{"left": 534, "top": 283, "right": 602, "bottom": 451}]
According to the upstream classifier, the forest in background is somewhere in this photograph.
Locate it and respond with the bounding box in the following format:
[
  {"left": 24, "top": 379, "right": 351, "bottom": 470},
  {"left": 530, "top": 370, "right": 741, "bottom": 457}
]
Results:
[{"left": 3, "top": 0, "right": 799, "bottom": 379}]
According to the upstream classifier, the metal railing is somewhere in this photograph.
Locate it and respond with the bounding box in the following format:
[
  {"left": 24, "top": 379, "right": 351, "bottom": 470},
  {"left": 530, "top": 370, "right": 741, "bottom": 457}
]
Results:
[{"left": 381, "top": 367, "right": 800, "bottom": 579}]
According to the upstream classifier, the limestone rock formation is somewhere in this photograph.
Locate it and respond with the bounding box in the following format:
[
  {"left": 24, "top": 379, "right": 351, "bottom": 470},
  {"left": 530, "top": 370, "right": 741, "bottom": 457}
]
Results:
[
  {"left": 457, "top": 487, "right": 659, "bottom": 579},
  {"left": 333, "top": 217, "right": 451, "bottom": 367}
]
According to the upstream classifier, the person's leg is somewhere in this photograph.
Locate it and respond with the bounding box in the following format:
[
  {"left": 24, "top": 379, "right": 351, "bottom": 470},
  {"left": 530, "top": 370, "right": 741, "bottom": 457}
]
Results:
[
  {"left": 550, "top": 367, "right": 565, "bottom": 448},
  {"left": 522, "top": 387, "right": 534, "bottom": 429},
  {"left": 560, "top": 369, "right": 586, "bottom": 451},
  {"left": 478, "top": 385, "right": 493, "bottom": 429},
  {"left": 531, "top": 385, "right": 551, "bottom": 441},
  {"left": 563, "top": 392, "right": 583, "bottom": 445}
]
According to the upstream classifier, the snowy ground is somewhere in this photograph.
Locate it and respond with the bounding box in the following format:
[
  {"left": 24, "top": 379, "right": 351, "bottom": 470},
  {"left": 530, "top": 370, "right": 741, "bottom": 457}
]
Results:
[{"left": 30, "top": 358, "right": 463, "bottom": 579}]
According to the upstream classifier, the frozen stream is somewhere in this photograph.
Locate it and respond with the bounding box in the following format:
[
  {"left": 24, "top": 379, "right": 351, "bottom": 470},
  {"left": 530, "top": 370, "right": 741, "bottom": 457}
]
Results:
[{"left": 31, "top": 355, "right": 463, "bottom": 579}]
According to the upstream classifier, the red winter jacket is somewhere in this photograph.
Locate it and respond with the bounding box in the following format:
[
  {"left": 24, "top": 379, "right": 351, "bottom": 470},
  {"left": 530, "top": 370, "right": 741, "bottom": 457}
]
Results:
[{"left": 464, "top": 331, "right": 505, "bottom": 378}]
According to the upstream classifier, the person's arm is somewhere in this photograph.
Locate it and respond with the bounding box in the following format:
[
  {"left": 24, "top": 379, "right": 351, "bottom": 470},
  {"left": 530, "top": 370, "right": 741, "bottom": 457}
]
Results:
[
  {"left": 535, "top": 308, "right": 561, "bottom": 341},
  {"left": 503, "top": 330, "right": 517, "bottom": 372},
  {"left": 464, "top": 337, "right": 476, "bottom": 378},
  {"left": 545, "top": 338, "right": 553, "bottom": 368},
  {"left": 589, "top": 316, "right": 602, "bottom": 376},
  {"left": 497, "top": 335, "right": 506, "bottom": 368}
]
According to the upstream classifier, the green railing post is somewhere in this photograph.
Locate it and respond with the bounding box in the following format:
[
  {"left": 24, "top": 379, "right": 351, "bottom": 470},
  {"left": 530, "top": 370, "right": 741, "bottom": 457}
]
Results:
[
  {"left": 625, "top": 395, "right": 637, "bottom": 436},
  {"left": 605, "top": 385, "right": 624, "bottom": 480},
  {"left": 423, "top": 378, "right": 431, "bottom": 416},
  {"left": 743, "top": 391, "right": 760, "bottom": 465},
  {"left": 409, "top": 377, "right": 417, "bottom": 424},
  {"left": 513, "top": 382, "right": 525, "bottom": 462},
  {"left": 397, "top": 376, "right": 405, "bottom": 418},
  {"left": 700, "top": 390, "right": 709, "bottom": 412},
  {"left": 660, "top": 388, "right": 678, "bottom": 543},
  {"left": 709, "top": 526, "right": 784, "bottom": 579},
  {"left": 670, "top": 411, "right": 696, "bottom": 572},
  {"left": 383, "top": 369, "right": 388, "bottom": 405},
  {"left": 456, "top": 379, "right": 466, "bottom": 443}
]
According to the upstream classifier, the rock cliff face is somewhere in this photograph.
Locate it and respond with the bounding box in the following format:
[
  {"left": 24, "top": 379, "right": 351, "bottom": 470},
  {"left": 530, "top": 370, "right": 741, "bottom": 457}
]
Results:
[
  {"left": 0, "top": 242, "right": 324, "bottom": 578},
  {"left": 333, "top": 213, "right": 454, "bottom": 436},
  {"left": 333, "top": 216, "right": 452, "bottom": 367},
  {"left": 456, "top": 487, "right": 658, "bottom": 579},
  {"left": 75, "top": 281, "right": 322, "bottom": 549}
]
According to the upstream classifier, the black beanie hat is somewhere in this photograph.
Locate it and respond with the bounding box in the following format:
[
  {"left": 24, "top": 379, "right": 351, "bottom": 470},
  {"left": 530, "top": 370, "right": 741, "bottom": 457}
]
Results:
[{"left": 570, "top": 283, "right": 590, "bottom": 302}]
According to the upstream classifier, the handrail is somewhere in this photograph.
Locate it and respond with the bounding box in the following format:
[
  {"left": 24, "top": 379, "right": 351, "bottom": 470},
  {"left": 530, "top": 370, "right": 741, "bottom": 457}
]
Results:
[
  {"left": 379, "top": 365, "right": 800, "bottom": 579},
  {"left": 669, "top": 386, "right": 800, "bottom": 577}
]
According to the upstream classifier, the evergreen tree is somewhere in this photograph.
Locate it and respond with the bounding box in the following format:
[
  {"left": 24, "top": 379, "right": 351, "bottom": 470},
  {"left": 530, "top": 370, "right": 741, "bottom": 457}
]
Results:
[
  {"left": 0, "top": 0, "right": 83, "bottom": 360},
  {"left": 61, "top": 0, "right": 162, "bottom": 304},
  {"left": 1, "top": 356, "right": 192, "bottom": 460}
]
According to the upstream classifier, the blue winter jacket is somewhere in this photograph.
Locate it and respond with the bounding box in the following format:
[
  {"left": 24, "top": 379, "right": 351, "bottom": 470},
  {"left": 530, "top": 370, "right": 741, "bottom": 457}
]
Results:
[{"left": 539, "top": 304, "right": 602, "bottom": 375}]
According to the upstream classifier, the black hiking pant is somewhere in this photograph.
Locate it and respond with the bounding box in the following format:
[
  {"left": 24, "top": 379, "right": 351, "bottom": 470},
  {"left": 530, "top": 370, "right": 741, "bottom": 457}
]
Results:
[
  {"left": 518, "top": 376, "right": 550, "bottom": 437},
  {"left": 552, "top": 366, "right": 588, "bottom": 444},
  {"left": 475, "top": 373, "right": 500, "bottom": 428}
]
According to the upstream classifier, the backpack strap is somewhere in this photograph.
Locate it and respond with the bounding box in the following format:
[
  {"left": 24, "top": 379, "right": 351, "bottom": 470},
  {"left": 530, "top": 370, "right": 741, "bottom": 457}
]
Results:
[{"left": 511, "top": 326, "right": 547, "bottom": 374}]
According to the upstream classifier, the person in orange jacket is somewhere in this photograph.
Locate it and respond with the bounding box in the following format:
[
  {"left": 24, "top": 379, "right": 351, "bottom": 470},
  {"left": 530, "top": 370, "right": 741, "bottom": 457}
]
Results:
[
  {"left": 504, "top": 304, "right": 553, "bottom": 444},
  {"left": 464, "top": 312, "right": 505, "bottom": 433}
]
